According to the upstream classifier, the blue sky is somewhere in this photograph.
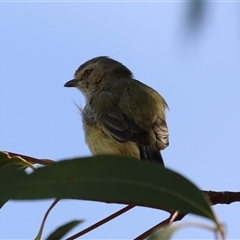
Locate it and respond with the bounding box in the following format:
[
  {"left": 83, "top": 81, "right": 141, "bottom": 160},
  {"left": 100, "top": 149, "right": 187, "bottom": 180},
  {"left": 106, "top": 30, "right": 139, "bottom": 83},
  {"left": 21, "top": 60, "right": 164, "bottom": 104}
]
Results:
[{"left": 1, "top": 2, "right": 240, "bottom": 239}]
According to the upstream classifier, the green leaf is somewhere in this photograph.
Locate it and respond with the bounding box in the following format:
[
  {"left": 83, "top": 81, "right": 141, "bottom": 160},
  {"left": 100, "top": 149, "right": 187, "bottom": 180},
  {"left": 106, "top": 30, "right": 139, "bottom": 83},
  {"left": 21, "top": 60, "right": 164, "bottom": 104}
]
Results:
[
  {"left": 147, "top": 224, "right": 182, "bottom": 240},
  {"left": 0, "top": 155, "right": 216, "bottom": 222},
  {"left": 147, "top": 222, "right": 222, "bottom": 240},
  {"left": 45, "top": 220, "right": 83, "bottom": 240},
  {"left": 0, "top": 151, "right": 35, "bottom": 170},
  {"left": 0, "top": 151, "right": 34, "bottom": 208},
  {"left": 0, "top": 197, "right": 8, "bottom": 209}
]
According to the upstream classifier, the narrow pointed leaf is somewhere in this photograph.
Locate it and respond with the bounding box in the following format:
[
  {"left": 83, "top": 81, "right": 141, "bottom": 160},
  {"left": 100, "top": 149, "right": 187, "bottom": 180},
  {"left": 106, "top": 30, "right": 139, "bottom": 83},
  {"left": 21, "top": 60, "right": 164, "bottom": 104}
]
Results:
[
  {"left": 0, "top": 151, "right": 34, "bottom": 208},
  {"left": 45, "top": 220, "right": 83, "bottom": 240},
  {"left": 147, "top": 224, "right": 183, "bottom": 240},
  {"left": 0, "top": 155, "right": 216, "bottom": 222},
  {"left": 0, "top": 151, "right": 35, "bottom": 170}
]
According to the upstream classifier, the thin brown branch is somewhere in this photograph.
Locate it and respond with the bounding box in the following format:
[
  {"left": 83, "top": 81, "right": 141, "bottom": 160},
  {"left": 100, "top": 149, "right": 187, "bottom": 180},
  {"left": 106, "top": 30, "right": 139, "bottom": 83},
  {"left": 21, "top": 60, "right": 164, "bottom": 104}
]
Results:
[
  {"left": 66, "top": 205, "right": 135, "bottom": 240},
  {"left": 203, "top": 190, "right": 240, "bottom": 205}
]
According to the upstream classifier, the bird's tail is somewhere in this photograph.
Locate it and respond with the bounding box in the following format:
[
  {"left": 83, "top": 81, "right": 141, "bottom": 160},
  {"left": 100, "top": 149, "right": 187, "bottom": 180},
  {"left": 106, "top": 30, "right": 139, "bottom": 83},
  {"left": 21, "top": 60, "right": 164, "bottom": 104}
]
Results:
[{"left": 139, "top": 145, "right": 165, "bottom": 166}]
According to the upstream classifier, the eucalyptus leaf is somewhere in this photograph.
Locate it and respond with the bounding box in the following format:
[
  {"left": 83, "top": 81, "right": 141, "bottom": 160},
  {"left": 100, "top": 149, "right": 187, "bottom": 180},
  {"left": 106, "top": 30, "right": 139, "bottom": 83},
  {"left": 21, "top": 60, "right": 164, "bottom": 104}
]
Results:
[
  {"left": 45, "top": 220, "right": 83, "bottom": 240},
  {"left": 0, "top": 155, "right": 216, "bottom": 222}
]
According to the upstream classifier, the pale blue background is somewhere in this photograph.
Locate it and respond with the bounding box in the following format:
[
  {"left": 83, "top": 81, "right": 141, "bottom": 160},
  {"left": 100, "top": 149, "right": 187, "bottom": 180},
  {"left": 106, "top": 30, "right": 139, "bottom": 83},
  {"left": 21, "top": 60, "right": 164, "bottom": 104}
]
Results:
[{"left": 1, "top": 2, "right": 240, "bottom": 239}]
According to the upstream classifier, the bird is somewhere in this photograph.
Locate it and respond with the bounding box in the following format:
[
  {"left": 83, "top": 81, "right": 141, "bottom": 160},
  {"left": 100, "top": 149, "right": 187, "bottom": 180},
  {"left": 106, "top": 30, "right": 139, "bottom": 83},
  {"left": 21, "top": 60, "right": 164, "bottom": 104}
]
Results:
[{"left": 64, "top": 56, "right": 169, "bottom": 165}]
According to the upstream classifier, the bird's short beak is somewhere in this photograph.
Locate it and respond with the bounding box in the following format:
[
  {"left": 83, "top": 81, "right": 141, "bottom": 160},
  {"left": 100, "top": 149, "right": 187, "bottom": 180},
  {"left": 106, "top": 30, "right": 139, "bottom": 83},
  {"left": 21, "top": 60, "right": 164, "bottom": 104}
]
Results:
[{"left": 64, "top": 79, "right": 77, "bottom": 87}]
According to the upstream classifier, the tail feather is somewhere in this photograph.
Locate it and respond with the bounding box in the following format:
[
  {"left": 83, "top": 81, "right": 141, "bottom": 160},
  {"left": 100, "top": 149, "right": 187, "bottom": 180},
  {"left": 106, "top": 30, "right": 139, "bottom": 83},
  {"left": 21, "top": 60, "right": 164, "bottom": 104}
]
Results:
[{"left": 139, "top": 145, "right": 165, "bottom": 166}]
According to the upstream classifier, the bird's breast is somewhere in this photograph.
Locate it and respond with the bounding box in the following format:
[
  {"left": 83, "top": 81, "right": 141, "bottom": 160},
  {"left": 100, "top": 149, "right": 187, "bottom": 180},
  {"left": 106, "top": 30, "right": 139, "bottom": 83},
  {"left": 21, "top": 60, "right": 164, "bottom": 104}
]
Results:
[{"left": 83, "top": 122, "right": 140, "bottom": 158}]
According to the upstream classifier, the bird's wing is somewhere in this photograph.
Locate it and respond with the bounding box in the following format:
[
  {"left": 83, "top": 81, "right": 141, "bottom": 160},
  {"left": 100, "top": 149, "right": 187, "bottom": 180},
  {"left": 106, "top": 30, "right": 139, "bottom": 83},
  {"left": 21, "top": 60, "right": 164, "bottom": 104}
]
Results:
[
  {"left": 153, "top": 117, "right": 169, "bottom": 150},
  {"left": 102, "top": 107, "right": 143, "bottom": 143},
  {"left": 102, "top": 107, "right": 165, "bottom": 165}
]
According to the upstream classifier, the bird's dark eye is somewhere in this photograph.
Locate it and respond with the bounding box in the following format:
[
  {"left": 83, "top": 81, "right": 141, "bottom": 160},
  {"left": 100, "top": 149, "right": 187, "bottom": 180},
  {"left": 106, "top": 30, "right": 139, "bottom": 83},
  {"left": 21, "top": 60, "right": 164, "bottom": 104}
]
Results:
[{"left": 83, "top": 69, "right": 92, "bottom": 77}]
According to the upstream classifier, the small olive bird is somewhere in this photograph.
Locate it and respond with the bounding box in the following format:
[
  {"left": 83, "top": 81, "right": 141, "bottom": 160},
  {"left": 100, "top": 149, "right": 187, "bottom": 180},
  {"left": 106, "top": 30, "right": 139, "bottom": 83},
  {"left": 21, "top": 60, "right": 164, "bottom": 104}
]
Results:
[{"left": 64, "top": 56, "right": 169, "bottom": 165}]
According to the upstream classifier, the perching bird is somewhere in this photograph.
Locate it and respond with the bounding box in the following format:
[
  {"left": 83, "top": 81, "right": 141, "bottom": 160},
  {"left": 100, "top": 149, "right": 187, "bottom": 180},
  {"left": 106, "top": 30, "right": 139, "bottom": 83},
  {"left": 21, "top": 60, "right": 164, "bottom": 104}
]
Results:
[{"left": 64, "top": 56, "right": 169, "bottom": 165}]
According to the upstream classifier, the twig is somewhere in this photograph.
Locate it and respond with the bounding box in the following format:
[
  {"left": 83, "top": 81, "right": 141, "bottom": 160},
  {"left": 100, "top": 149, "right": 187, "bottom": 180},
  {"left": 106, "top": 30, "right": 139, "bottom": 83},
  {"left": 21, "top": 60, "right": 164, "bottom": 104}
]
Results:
[{"left": 66, "top": 205, "right": 134, "bottom": 240}]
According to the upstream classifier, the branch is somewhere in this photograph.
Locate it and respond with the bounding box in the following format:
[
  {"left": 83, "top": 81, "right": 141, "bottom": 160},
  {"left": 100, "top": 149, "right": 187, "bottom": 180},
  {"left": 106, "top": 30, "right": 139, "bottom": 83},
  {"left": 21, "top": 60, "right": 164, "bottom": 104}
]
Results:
[
  {"left": 66, "top": 205, "right": 135, "bottom": 240},
  {"left": 203, "top": 190, "right": 240, "bottom": 205}
]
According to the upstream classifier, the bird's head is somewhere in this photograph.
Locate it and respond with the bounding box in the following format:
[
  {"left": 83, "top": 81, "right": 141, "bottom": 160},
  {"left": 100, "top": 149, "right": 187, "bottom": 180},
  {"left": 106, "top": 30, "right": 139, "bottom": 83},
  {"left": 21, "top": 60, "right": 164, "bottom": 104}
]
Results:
[{"left": 64, "top": 56, "right": 133, "bottom": 98}]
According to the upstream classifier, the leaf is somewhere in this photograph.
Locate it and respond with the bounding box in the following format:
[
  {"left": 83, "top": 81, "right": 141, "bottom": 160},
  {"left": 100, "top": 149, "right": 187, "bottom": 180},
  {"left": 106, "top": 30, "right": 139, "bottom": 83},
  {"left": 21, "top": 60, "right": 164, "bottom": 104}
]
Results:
[
  {"left": 147, "top": 222, "right": 224, "bottom": 240},
  {"left": 0, "top": 151, "right": 35, "bottom": 208},
  {"left": 0, "top": 151, "right": 35, "bottom": 170},
  {"left": 45, "top": 220, "right": 83, "bottom": 240},
  {"left": 1, "top": 150, "right": 55, "bottom": 166},
  {"left": 0, "top": 155, "right": 216, "bottom": 222},
  {"left": 0, "top": 197, "right": 8, "bottom": 209},
  {"left": 147, "top": 224, "right": 181, "bottom": 240}
]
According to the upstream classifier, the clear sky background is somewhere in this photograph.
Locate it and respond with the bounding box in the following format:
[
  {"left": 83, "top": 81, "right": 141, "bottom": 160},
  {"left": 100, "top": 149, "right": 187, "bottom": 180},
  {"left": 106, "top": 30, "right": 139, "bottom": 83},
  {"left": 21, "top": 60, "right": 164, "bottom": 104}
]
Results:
[{"left": 1, "top": 1, "right": 240, "bottom": 239}]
